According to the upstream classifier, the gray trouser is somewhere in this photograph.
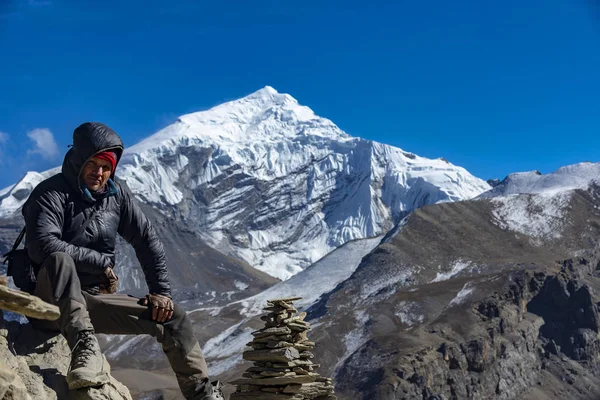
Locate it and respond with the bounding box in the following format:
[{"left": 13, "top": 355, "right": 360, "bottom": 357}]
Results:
[{"left": 32, "top": 252, "right": 210, "bottom": 399}]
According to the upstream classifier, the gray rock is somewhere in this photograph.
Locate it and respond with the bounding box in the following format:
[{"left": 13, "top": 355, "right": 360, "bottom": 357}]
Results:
[
  {"left": 0, "top": 320, "right": 132, "bottom": 400},
  {"left": 0, "top": 363, "right": 31, "bottom": 400}
]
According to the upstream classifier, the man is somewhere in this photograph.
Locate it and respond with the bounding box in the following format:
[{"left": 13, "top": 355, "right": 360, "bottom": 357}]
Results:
[{"left": 22, "top": 122, "right": 224, "bottom": 400}]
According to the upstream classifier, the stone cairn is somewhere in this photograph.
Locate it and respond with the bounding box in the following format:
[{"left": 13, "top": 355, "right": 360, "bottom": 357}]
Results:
[{"left": 231, "top": 297, "right": 336, "bottom": 400}]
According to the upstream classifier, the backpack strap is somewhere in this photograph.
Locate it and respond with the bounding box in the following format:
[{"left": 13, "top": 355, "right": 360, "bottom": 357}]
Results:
[
  {"left": 11, "top": 227, "right": 26, "bottom": 252},
  {"left": 2, "top": 227, "right": 25, "bottom": 265}
]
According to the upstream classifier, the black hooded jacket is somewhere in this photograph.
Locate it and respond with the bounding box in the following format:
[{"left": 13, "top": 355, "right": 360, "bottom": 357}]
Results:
[{"left": 22, "top": 122, "right": 171, "bottom": 297}]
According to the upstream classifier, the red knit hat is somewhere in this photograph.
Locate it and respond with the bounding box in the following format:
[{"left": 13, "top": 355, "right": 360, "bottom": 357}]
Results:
[{"left": 93, "top": 151, "right": 117, "bottom": 172}]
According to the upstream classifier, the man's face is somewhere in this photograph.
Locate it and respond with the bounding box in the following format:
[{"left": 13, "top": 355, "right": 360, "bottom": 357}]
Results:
[{"left": 81, "top": 156, "right": 112, "bottom": 191}]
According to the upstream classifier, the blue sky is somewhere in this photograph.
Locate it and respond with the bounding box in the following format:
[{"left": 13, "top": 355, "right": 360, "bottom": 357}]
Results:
[{"left": 1, "top": 0, "right": 599, "bottom": 189}]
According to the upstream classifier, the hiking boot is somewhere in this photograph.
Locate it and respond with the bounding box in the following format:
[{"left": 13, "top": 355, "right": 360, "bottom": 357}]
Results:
[
  {"left": 195, "top": 379, "right": 224, "bottom": 400},
  {"left": 66, "top": 330, "right": 109, "bottom": 389}
]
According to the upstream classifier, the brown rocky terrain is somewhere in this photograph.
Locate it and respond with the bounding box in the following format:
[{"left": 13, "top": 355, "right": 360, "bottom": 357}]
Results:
[{"left": 304, "top": 184, "right": 600, "bottom": 399}]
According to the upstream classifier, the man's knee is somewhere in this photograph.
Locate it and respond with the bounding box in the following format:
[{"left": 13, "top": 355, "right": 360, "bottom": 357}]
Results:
[
  {"left": 166, "top": 303, "right": 197, "bottom": 351},
  {"left": 170, "top": 303, "right": 186, "bottom": 321}
]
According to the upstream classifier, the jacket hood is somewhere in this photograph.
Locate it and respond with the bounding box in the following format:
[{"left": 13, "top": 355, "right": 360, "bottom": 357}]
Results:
[{"left": 62, "top": 122, "right": 124, "bottom": 195}]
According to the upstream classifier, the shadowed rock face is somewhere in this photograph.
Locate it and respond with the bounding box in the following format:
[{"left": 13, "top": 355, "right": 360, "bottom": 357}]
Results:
[
  {"left": 115, "top": 197, "right": 280, "bottom": 304},
  {"left": 304, "top": 185, "right": 600, "bottom": 400},
  {"left": 332, "top": 266, "right": 600, "bottom": 400}
]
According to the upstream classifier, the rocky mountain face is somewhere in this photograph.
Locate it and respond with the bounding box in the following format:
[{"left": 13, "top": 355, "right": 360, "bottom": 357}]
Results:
[
  {"left": 303, "top": 170, "right": 600, "bottom": 399},
  {"left": 116, "top": 87, "right": 489, "bottom": 281}
]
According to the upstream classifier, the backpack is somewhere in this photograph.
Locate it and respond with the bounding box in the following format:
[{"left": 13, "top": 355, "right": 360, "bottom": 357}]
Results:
[{"left": 2, "top": 227, "right": 38, "bottom": 294}]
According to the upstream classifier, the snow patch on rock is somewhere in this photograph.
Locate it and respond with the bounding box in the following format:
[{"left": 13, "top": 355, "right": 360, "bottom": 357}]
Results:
[
  {"left": 490, "top": 191, "right": 571, "bottom": 240},
  {"left": 432, "top": 259, "right": 472, "bottom": 282},
  {"left": 448, "top": 283, "right": 475, "bottom": 307},
  {"left": 395, "top": 301, "right": 425, "bottom": 328}
]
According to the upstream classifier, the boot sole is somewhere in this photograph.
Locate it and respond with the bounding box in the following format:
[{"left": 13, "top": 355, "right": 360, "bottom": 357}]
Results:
[{"left": 66, "top": 372, "right": 110, "bottom": 390}]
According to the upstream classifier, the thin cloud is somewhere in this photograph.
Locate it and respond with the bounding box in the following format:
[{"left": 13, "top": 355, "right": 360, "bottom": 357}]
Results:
[
  {"left": 0, "top": 131, "right": 8, "bottom": 144},
  {"left": 27, "top": 128, "right": 59, "bottom": 161}
]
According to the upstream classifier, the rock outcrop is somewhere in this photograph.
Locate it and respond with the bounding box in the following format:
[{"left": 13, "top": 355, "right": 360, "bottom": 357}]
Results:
[
  {"left": 0, "top": 275, "right": 132, "bottom": 400},
  {"left": 231, "top": 297, "right": 336, "bottom": 399},
  {"left": 363, "top": 263, "right": 600, "bottom": 400}
]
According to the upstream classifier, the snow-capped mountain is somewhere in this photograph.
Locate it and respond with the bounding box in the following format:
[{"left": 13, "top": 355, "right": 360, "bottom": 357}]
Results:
[
  {"left": 478, "top": 162, "right": 600, "bottom": 243},
  {"left": 0, "top": 86, "right": 489, "bottom": 281},
  {"left": 0, "top": 168, "right": 60, "bottom": 217},
  {"left": 98, "top": 86, "right": 489, "bottom": 280},
  {"left": 478, "top": 162, "right": 600, "bottom": 198}
]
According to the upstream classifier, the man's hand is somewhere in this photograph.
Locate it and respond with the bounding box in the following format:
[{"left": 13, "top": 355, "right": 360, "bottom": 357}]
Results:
[
  {"left": 139, "top": 293, "right": 174, "bottom": 323},
  {"left": 101, "top": 267, "right": 118, "bottom": 294}
]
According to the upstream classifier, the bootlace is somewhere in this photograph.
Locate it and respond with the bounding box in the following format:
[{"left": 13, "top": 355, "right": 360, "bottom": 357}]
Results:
[
  {"left": 212, "top": 380, "right": 224, "bottom": 400},
  {"left": 70, "top": 332, "right": 99, "bottom": 370}
]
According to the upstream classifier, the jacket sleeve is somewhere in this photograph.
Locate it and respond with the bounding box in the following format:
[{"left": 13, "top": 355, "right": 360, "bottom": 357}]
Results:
[
  {"left": 117, "top": 184, "right": 171, "bottom": 297},
  {"left": 23, "top": 188, "right": 111, "bottom": 274}
]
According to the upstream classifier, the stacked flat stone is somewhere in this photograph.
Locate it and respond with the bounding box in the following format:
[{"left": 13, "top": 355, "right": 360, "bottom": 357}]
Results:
[{"left": 231, "top": 297, "right": 336, "bottom": 400}]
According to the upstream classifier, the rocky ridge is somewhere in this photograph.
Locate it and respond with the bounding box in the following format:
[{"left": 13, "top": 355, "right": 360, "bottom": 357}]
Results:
[{"left": 303, "top": 182, "right": 600, "bottom": 399}]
